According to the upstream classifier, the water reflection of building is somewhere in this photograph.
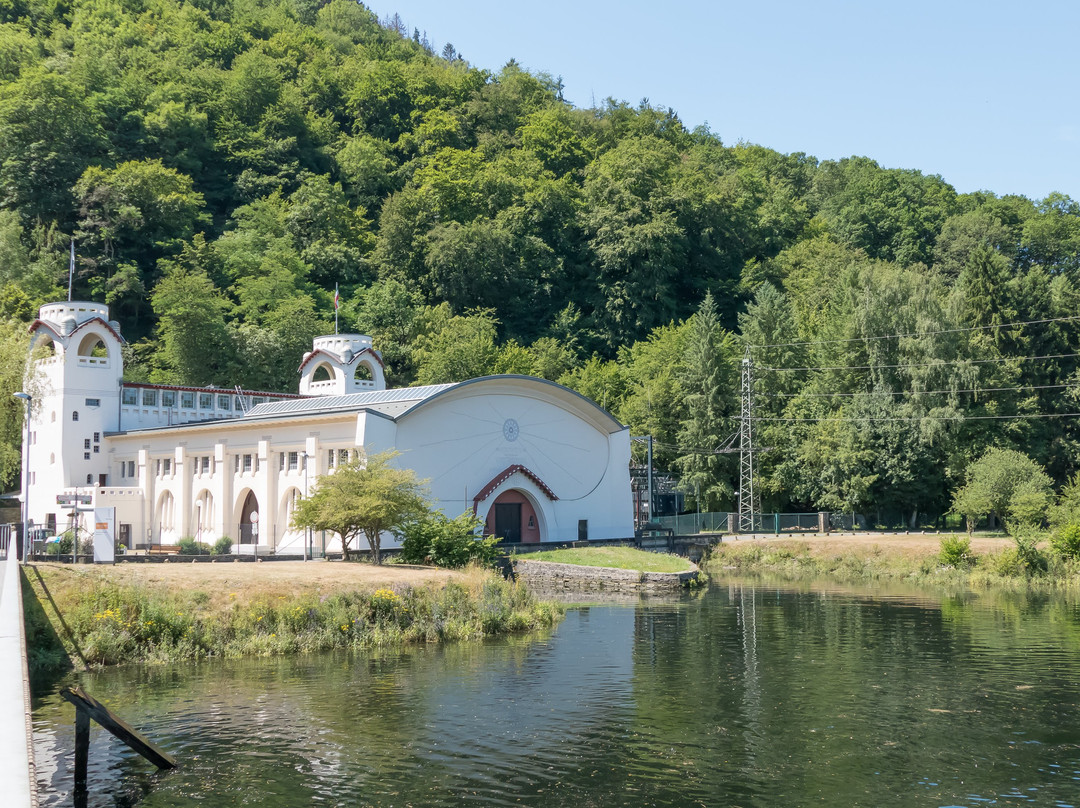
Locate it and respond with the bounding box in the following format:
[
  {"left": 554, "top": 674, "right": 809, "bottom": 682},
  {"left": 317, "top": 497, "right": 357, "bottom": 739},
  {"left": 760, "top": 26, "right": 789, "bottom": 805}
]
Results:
[{"left": 21, "top": 301, "right": 634, "bottom": 552}]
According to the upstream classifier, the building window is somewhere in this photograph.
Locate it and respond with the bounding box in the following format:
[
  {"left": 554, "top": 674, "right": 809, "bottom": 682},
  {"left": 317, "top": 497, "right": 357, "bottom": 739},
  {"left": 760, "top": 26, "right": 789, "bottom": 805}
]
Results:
[
  {"left": 127, "top": 460, "right": 135, "bottom": 478},
  {"left": 327, "top": 449, "right": 336, "bottom": 469},
  {"left": 339, "top": 449, "right": 350, "bottom": 465},
  {"left": 217, "top": 395, "right": 231, "bottom": 411},
  {"left": 84, "top": 452, "right": 90, "bottom": 460},
  {"left": 93, "top": 432, "right": 100, "bottom": 442},
  {"left": 234, "top": 455, "right": 240, "bottom": 473},
  {"left": 162, "top": 390, "right": 177, "bottom": 407},
  {"left": 72, "top": 411, "right": 79, "bottom": 421},
  {"left": 242, "top": 454, "right": 252, "bottom": 472},
  {"left": 85, "top": 398, "right": 100, "bottom": 407},
  {"left": 163, "top": 458, "right": 172, "bottom": 475},
  {"left": 84, "top": 438, "right": 91, "bottom": 449},
  {"left": 181, "top": 391, "right": 195, "bottom": 408},
  {"left": 199, "top": 392, "right": 213, "bottom": 409},
  {"left": 93, "top": 445, "right": 99, "bottom": 453},
  {"left": 120, "top": 462, "right": 125, "bottom": 479},
  {"left": 142, "top": 389, "right": 157, "bottom": 407},
  {"left": 279, "top": 453, "right": 285, "bottom": 471},
  {"left": 287, "top": 451, "right": 299, "bottom": 471},
  {"left": 86, "top": 474, "right": 92, "bottom": 485},
  {"left": 122, "top": 388, "right": 137, "bottom": 405}
]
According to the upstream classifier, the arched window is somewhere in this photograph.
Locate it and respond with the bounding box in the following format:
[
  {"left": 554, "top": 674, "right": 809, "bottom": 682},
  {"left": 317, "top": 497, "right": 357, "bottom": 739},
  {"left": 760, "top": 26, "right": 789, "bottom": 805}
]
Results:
[
  {"left": 312, "top": 363, "right": 333, "bottom": 383},
  {"left": 38, "top": 336, "right": 56, "bottom": 357},
  {"left": 72, "top": 411, "right": 79, "bottom": 422},
  {"left": 77, "top": 333, "right": 108, "bottom": 358},
  {"left": 353, "top": 362, "right": 373, "bottom": 383}
]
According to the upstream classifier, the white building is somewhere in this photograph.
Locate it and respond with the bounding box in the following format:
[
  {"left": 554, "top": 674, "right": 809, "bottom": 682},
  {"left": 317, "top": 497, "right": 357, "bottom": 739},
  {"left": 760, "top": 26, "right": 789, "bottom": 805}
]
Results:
[{"left": 21, "top": 301, "right": 633, "bottom": 554}]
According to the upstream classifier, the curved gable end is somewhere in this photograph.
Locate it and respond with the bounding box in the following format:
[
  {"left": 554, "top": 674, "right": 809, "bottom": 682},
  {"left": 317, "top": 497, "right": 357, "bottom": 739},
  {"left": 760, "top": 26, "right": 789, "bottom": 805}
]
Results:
[{"left": 396, "top": 375, "right": 625, "bottom": 433}]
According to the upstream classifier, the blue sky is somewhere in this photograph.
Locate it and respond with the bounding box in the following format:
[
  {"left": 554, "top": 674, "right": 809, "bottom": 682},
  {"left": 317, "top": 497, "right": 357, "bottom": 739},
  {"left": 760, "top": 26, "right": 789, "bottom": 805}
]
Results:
[{"left": 365, "top": 0, "right": 1080, "bottom": 201}]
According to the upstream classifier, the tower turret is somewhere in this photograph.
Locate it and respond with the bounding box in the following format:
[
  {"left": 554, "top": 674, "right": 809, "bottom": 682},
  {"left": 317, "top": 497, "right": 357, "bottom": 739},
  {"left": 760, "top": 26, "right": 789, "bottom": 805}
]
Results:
[
  {"left": 298, "top": 334, "right": 386, "bottom": 396},
  {"left": 25, "top": 301, "right": 125, "bottom": 528}
]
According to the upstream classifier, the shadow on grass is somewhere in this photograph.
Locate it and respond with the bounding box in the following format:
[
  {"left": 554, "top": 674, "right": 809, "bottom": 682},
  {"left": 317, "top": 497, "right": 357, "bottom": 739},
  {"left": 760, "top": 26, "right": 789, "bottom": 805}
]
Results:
[{"left": 22, "top": 565, "right": 81, "bottom": 695}]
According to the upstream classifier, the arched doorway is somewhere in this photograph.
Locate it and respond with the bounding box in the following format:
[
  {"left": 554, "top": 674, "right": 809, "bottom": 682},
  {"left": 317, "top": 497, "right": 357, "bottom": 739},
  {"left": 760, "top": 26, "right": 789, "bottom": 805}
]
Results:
[
  {"left": 277, "top": 487, "right": 303, "bottom": 551},
  {"left": 485, "top": 489, "right": 541, "bottom": 544},
  {"left": 193, "top": 490, "right": 214, "bottom": 542},
  {"left": 156, "top": 490, "right": 176, "bottom": 544},
  {"left": 237, "top": 490, "right": 259, "bottom": 545}
]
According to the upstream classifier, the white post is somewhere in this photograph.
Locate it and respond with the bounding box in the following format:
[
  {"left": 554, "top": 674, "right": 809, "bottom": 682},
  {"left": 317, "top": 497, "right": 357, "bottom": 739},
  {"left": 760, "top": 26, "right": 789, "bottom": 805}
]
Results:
[{"left": 12, "top": 393, "right": 31, "bottom": 561}]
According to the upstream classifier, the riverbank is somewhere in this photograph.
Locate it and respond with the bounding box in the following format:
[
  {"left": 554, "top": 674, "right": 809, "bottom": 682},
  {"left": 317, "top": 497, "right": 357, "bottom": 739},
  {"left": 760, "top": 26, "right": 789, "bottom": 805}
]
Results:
[
  {"left": 22, "top": 561, "right": 563, "bottom": 673},
  {"left": 704, "top": 533, "right": 1080, "bottom": 589}
]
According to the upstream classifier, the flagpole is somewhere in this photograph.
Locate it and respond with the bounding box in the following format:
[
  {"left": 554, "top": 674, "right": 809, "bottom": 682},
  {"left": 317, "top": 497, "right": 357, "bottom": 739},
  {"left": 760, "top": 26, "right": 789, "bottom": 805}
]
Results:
[{"left": 68, "top": 239, "right": 75, "bottom": 301}]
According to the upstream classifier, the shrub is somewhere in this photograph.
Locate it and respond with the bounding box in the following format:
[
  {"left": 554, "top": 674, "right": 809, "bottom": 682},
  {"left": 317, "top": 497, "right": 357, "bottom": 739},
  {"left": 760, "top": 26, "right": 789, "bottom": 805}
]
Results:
[
  {"left": 399, "top": 511, "right": 500, "bottom": 568},
  {"left": 1050, "top": 524, "right": 1080, "bottom": 560},
  {"left": 178, "top": 537, "right": 212, "bottom": 555},
  {"left": 55, "top": 532, "right": 74, "bottom": 554},
  {"left": 982, "top": 546, "right": 1024, "bottom": 577},
  {"left": 938, "top": 535, "right": 973, "bottom": 567},
  {"left": 212, "top": 536, "right": 233, "bottom": 555},
  {"left": 1013, "top": 533, "right": 1048, "bottom": 575}
]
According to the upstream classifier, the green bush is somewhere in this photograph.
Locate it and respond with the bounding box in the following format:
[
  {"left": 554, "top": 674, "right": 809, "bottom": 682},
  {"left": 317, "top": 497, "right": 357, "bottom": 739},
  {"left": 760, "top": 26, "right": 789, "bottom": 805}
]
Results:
[
  {"left": 939, "top": 535, "right": 973, "bottom": 567},
  {"left": 399, "top": 511, "right": 501, "bottom": 568},
  {"left": 981, "top": 546, "right": 1025, "bottom": 576},
  {"left": 212, "top": 536, "right": 233, "bottom": 555},
  {"left": 178, "top": 537, "right": 212, "bottom": 555},
  {"left": 55, "top": 532, "right": 74, "bottom": 554},
  {"left": 1013, "top": 533, "right": 1048, "bottom": 575},
  {"left": 1050, "top": 524, "right": 1080, "bottom": 560}
]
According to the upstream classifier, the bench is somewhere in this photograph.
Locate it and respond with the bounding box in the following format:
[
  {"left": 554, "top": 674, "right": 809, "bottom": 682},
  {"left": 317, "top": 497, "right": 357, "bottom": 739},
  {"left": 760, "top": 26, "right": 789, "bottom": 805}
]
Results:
[{"left": 146, "top": 545, "right": 181, "bottom": 555}]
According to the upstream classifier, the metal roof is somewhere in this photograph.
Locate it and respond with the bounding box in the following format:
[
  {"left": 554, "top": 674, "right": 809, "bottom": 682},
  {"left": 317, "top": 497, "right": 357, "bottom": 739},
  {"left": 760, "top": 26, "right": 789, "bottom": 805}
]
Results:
[{"left": 243, "top": 384, "right": 455, "bottom": 419}]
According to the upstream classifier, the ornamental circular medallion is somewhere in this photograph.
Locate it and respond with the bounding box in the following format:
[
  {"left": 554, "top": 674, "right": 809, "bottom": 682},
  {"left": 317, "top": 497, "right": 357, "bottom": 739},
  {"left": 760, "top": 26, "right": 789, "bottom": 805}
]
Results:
[{"left": 502, "top": 418, "right": 520, "bottom": 442}]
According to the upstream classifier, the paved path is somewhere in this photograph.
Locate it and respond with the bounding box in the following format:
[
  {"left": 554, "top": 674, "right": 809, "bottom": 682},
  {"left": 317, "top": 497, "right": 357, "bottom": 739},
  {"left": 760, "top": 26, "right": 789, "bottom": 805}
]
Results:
[{"left": 0, "top": 547, "right": 37, "bottom": 807}]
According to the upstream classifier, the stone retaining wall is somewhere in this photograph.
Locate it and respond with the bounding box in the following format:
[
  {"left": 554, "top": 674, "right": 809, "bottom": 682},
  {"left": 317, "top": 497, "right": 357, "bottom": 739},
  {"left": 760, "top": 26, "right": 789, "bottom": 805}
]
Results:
[{"left": 513, "top": 559, "right": 700, "bottom": 592}]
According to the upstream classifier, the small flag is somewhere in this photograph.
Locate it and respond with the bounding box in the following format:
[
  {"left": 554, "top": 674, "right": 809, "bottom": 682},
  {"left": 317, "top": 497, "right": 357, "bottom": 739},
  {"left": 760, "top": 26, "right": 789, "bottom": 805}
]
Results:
[{"left": 334, "top": 284, "right": 340, "bottom": 310}]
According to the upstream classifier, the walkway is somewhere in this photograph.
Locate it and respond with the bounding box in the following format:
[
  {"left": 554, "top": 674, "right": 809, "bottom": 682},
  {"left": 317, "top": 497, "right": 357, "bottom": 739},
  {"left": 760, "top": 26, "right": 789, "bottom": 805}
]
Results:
[{"left": 0, "top": 529, "right": 37, "bottom": 807}]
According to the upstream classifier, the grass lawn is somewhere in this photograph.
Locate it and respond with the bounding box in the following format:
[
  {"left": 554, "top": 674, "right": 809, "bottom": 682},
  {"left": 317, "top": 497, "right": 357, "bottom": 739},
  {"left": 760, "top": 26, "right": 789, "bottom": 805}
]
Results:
[{"left": 520, "top": 546, "right": 694, "bottom": 573}]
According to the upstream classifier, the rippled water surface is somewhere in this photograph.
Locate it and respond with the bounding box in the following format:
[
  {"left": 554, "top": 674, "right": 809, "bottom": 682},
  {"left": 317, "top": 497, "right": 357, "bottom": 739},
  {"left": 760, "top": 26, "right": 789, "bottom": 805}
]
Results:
[{"left": 32, "top": 581, "right": 1080, "bottom": 807}]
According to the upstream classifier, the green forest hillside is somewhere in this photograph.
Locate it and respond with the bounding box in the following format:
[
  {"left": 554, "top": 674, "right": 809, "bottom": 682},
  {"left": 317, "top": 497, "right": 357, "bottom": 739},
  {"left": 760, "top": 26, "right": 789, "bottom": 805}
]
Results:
[{"left": 2, "top": 0, "right": 1079, "bottom": 526}]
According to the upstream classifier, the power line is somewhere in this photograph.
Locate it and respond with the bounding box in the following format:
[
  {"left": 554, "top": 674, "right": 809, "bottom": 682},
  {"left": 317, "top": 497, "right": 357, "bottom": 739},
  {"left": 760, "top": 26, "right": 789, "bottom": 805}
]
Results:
[
  {"left": 754, "top": 412, "right": 1080, "bottom": 423},
  {"left": 750, "top": 314, "right": 1080, "bottom": 350},
  {"left": 759, "top": 351, "right": 1080, "bottom": 373},
  {"left": 765, "top": 383, "right": 1072, "bottom": 399}
]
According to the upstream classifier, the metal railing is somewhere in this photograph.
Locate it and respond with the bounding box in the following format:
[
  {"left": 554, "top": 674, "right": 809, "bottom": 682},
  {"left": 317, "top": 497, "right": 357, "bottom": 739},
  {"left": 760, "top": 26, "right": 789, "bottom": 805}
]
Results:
[{"left": 653, "top": 511, "right": 858, "bottom": 535}]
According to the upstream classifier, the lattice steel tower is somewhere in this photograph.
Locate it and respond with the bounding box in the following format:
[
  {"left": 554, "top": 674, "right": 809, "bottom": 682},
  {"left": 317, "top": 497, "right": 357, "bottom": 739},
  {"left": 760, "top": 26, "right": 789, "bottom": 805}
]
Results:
[{"left": 738, "top": 347, "right": 758, "bottom": 533}]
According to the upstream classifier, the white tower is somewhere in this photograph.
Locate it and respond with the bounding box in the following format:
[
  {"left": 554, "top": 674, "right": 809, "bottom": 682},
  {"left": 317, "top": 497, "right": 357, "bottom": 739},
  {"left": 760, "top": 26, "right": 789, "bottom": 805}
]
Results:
[
  {"left": 25, "top": 301, "right": 124, "bottom": 530},
  {"left": 298, "top": 334, "right": 386, "bottom": 396}
]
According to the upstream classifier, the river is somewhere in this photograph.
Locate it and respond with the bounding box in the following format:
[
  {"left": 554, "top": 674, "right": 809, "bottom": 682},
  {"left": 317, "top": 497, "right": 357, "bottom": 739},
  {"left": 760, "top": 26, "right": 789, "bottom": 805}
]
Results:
[{"left": 31, "top": 579, "right": 1080, "bottom": 807}]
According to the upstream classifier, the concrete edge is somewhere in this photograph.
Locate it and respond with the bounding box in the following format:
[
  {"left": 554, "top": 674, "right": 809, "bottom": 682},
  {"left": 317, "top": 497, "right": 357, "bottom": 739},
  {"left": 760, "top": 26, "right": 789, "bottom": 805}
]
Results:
[
  {"left": 0, "top": 551, "right": 38, "bottom": 807},
  {"left": 513, "top": 558, "right": 701, "bottom": 591}
]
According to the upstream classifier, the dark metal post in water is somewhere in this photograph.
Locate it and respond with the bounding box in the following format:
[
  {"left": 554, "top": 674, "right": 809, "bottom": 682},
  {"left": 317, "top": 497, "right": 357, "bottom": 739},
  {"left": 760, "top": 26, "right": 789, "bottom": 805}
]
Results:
[
  {"left": 62, "top": 685, "right": 177, "bottom": 794},
  {"left": 73, "top": 705, "right": 90, "bottom": 790}
]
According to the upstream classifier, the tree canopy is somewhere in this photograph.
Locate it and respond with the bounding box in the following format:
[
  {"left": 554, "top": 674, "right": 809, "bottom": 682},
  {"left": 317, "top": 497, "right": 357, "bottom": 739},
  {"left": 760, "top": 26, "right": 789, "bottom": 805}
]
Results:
[
  {"left": 291, "top": 450, "right": 429, "bottom": 564},
  {"left": 0, "top": 0, "right": 1078, "bottom": 521}
]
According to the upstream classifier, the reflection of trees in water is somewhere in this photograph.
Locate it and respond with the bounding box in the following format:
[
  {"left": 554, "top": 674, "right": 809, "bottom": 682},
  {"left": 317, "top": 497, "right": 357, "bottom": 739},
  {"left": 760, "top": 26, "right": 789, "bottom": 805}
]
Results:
[
  {"left": 625, "top": 583, "right": 1080, "bottom": 805},
  {"left": 34, "top": 587, "right": 1080, "bottom": 807}
]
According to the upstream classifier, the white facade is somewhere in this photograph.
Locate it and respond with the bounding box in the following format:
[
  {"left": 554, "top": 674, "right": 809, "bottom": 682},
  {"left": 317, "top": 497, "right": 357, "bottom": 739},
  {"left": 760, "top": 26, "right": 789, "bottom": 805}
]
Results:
[{"left": 21, "top": 302, "right": 634, "bottom": 553}]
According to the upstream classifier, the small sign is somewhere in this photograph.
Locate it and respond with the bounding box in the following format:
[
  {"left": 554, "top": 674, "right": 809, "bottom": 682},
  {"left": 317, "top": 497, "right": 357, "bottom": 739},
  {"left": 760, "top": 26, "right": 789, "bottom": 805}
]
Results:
[
  {"left": 93, "top": 507, "right": 115, "bottom": 564},
  {"left": 57, "top": 493, "right": 92, "bottom": 505}
]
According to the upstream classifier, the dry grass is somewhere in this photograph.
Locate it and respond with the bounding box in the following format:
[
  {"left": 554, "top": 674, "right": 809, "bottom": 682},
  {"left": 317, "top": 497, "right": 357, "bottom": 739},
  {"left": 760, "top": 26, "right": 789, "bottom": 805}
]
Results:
[
  {"left": 30, "top": 560, "right": 462, "bottom": 612},
  {"left": 728, "top": 533, "right": 1014, "bottom": 561}
]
